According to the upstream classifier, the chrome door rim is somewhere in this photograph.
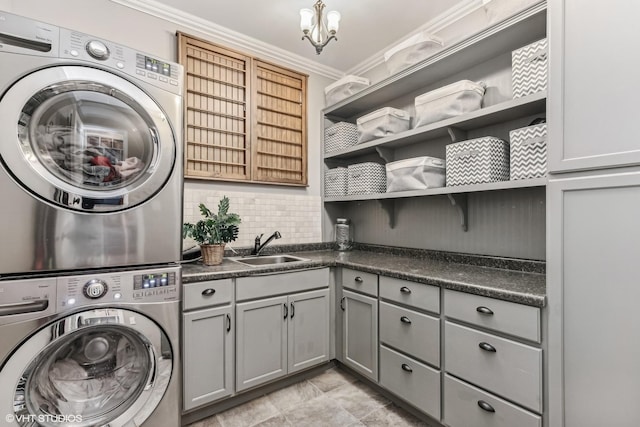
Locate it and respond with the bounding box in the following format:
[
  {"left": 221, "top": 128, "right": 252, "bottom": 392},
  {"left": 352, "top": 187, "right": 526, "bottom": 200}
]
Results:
[
  {"left": 0, "top": 308, "right": 172, "bottom": 427},
  {"left": 0, "top": 66, "right": 176, "bottom": 213}
]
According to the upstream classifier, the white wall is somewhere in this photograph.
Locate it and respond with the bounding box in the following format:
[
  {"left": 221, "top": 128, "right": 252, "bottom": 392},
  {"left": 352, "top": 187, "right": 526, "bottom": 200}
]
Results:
[{"left": 5, "top": 0, "right": 332, "bottom": 247}]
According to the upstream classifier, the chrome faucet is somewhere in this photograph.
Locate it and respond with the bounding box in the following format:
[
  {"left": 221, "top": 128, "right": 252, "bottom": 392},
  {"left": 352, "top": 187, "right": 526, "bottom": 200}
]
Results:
[{"left": 251, "top": 231, "right": 281, "bottom": 256}]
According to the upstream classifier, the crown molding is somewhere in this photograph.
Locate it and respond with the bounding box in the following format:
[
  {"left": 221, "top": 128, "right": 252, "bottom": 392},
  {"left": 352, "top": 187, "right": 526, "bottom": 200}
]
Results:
[
  {"left": 108, "top": 0, "right": 344, "bottom": 80},
  {"left": 346, "top": 0, "right": 486, "bottom": 76}
]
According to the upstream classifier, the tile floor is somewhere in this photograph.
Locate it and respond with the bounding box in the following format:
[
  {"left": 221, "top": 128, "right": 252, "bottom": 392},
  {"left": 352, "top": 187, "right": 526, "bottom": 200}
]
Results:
[{"left": 187, "top": 368, "right": 439, "bottom": 427}]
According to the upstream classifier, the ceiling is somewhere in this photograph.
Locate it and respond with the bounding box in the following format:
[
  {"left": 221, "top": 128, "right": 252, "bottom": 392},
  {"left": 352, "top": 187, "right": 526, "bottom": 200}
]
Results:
[{"left": 148, "top": 0, "right": 462, "bottom": 73}]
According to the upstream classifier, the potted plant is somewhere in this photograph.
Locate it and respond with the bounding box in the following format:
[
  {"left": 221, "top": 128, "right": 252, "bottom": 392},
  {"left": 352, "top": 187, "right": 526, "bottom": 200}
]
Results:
[{"left": 183, "top": 196, "right": 241, "bottom": 266}]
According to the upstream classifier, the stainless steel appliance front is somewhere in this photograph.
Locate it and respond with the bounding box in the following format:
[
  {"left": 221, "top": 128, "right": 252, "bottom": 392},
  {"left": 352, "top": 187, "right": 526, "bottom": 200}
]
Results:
[
  {"left": 0, "top": 265, "right": 181, "bottom": 427},
  {"left": 0, "top": 11, "right": 183, "bottom": 275}
]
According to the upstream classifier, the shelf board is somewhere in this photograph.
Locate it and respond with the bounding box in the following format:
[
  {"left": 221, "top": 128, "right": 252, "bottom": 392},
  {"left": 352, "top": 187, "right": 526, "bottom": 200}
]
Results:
[
  {"left": 323, "top": 2, "right": 547, "bottom": 119},
  {"left": 324, "top": 177, "right": 547, "bottom": 202},
  {"left": 324, "top": 91, "right": 546, "bottom": 160}
]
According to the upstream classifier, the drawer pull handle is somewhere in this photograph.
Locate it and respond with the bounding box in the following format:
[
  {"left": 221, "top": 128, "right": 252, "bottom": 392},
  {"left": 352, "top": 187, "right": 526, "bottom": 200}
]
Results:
[
  {"left": 476, "top": 306, "right": 494, "bottom": 315},
  {"left": 401, "top": 364, "right": 413, "bottom": 373},
  {"left": 283, "top": 303, "right": 288, "bottom": 320},
  {"left": 400, "top": 316, "right": 412, "bottom": 324},
  {"left": 479, "top": 342, "right": 497, "bottom": 353},
  {"left": 400, "top": 286, "right": 412, "bottom": 294},
  {"left": 477, "top": 400, "right": 495, "bottom": 413},
  {"left": 340, "top": 296, "right": 346, "bottom": 311},
  {"left": 354, "top": 276, "right": 364, "bottom": 284},
  {"left": 226, "top": 313, "right": 231, "bottom": 332},
  {"left": 201, "top": 288, "right": 216, "bottom": 296}
]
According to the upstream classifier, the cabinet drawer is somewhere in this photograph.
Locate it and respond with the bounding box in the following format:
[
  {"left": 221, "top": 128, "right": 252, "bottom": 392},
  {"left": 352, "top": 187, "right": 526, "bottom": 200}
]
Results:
[
  {"left": 444, "top": 321, "right": 542, "bottom": 412},
  {"left": 444, "top": 289, "right": 541, "bottom": 342},
  {"left": 183, "top": 279, "right": 233, "bottom": 311},
  {"left": 379, "top": 301, "right": 440, "bottom": 366},
  {"left": 444, "top": 374, "right": 541, "bottom": 427},
  {"left": 379, "top": 276, "right": 439, "bottom": 313},
  {"left": 236, "top": 268, "right": 329, "bottom": 301},
  {"left": 380, "top": 345, "right": 441, "bottom": 419},
  {"left": 342, "top": 268, "right": 378, "bottom": 296}
]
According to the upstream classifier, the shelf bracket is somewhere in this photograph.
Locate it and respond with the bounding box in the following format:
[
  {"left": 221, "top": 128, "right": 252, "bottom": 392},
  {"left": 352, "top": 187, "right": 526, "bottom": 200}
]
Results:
[
  {"left": 375, "top": 147, "right": 394, "bottom": 163},
  {"left": 376, "top": 200, "right": 396, "bottom": 228},
  {"left": 447, "top": 193, "right": 468, "bottom": 232},
  {"left": 447, "top": 126, "right": 468, "bottom": 143}
]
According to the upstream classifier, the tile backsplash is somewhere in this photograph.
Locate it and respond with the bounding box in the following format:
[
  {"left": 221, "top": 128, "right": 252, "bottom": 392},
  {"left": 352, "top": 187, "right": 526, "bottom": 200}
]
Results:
[{"left": 183, "top": 188, "right": 322, "bottom": 250}]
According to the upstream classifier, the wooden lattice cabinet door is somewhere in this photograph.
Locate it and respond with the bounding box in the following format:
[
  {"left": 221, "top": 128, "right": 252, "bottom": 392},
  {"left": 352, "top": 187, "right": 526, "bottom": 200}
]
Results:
[
  {"left": 178, "top": 33, "right": 251, "bottom": 181},
  {"left": 252, "top": 61, "right": 308, "bottom": 186}
]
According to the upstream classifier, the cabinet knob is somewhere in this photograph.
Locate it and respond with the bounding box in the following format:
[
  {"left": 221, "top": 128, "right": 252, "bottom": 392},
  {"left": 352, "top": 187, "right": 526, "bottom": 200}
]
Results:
[
  {"left": 226, "top": 313, "right": 231, "bottom": 332},
  {"left": 290, "top": 302, "right": 295, "bottom": 319},
  {"left": 400, "top": 286, "right": 412, "bottom": 294},
  {"left": 202, "top": 288, "right": 216, "bottom": 296},
  {"left": 354, "top": 276, "right": 363, "bottom": 284},
  {"left": 476, "top": 306, "right": 494, "bottom": 315},
  {"left": 283, "top": 303, "right": 288, "bottom": 320},
  {"left": 401, "top": 363, "right": 413, "bottom": 373},
  {"left": 478, "top": 342, "right": 497, "bottom": 353},
  {"left": 400, "top": 316, "right": 412, "bottom": 324},
  {"left": 340, "top": 296, "right": 346, "bottom": 311},
  {"left": 477, "top": 400, "right": 495, "bottom": 413}
]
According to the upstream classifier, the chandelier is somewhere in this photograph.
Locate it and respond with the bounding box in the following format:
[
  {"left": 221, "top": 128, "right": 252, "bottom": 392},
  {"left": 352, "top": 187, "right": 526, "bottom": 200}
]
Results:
[{"left": 299, "top": 0, "right": 341, "bottom": 54}]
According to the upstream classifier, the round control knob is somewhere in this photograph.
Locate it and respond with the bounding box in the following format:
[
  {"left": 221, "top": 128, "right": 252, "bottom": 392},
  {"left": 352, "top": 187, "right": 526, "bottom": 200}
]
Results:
[
  {"left": 86, "top": 40, "right": 110, "bottom": 60},
  {"left": 83, "top": 279, "right": 108, "bottom": 299}
]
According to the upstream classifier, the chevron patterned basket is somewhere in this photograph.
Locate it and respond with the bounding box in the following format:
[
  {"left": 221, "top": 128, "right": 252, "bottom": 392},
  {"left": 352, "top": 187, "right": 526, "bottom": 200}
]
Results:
[
  {"left": 512, "top": 38, "right": 547, "bottom": 98},
  {"left": 325, "top": 122, "right": 358, "bottom": 153},
  {"left": 510, "top": 123, "right": 547, "bottom": 180},
  {"left": 325, "top": 167, "right": 348, "bottom": 197},
  {"left": 347, "top": 162, "right": 386, "bottom": 195},
  {"left": 446, "top": 137, "right": 509, "bottom": 186}
]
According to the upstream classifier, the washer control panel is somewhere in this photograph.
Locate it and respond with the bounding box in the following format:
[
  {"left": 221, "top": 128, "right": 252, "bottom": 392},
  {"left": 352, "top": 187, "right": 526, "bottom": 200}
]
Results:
[{"left": 57, "top": 266, "right": 181, "bottom": 310}]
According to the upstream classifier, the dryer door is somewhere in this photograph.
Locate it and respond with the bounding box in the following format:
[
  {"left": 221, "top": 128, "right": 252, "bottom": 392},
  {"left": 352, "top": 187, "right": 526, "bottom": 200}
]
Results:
[
  {"left": 0, "top": 308, "right": 172, "bottom": 427},
  {"left": 0, "top": 66, "right": 176, "bottom": 212}
]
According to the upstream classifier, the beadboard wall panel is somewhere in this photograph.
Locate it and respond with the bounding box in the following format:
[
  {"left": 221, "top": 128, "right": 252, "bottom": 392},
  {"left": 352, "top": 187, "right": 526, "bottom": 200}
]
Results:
[{"left": 335, "top": 187, "right": 545, "bottom": 260}]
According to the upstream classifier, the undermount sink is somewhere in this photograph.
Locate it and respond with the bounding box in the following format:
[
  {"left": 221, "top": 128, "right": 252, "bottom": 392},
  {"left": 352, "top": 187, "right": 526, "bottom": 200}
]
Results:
[{"left": 231, "top": 254, "right": 310, "bottom": 267}]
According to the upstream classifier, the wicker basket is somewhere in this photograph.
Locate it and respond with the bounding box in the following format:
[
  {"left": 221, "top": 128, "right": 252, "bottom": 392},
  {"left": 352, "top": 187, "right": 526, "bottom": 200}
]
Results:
[{"left": 200, "top": 244, "right": 225, "bottom": 266}]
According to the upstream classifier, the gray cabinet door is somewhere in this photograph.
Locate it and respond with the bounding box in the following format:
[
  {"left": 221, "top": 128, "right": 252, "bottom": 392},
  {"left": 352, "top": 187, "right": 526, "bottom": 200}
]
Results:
[
  {"left": 342, "top": 289, "right": 378, "bottom": 381},
  {"left": 547, "top": 171, "right": 640, "bottom": 426},
  {"left": 183, "top": 305, "right": 234, "bottom": 410},
  {"left": 548, "top": 0, "right": 640, "bottom": 172},
  {"left": 288, "top": 289, "right": 330, "bottom": 374},
  {"left": 236, "top": 295, "right": 288, "bottom": 392}
]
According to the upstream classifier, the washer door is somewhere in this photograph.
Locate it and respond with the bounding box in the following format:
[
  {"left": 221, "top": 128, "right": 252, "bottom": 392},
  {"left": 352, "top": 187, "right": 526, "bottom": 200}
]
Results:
[
  {"left": 0, "top": 308, "right": 172, "bottom": 427},
  {"left": 0, "top": 66, "right": 176, "bottom": 212}
]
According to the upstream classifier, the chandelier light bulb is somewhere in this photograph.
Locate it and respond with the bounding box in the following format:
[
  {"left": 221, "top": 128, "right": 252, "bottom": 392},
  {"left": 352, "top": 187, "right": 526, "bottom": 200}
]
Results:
[{"left": 327, "top": 11, "right": 340, "bottom": 34}]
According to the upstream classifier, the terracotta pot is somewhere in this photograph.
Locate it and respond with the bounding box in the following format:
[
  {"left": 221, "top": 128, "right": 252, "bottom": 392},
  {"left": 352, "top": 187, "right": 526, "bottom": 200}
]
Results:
[{"left": 200, "top": 244, "right": 225, "bottom": 266}]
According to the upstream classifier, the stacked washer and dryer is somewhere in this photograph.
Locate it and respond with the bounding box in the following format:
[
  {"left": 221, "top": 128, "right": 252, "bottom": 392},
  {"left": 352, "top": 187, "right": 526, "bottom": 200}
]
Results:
[{"left": 0, "top": 11, "right": 183, "bottom": 427}]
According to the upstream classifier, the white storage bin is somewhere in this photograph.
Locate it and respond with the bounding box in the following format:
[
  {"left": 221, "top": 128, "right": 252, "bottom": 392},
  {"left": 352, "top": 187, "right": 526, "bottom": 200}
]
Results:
[
  {"left": 384, "top": 31, "right": 444, "bottom": 76},
  {"left": 512, "top": 38, "right": 547, "bottom": 98},
  {"left": 446, "top": 137, "right": 509, "bottom": 186},
  {"left": 324, "top": 75, "right": 370, "bottom": 106},
  {"left": 386, "top": 156, "right": 446, "bottom": 192},
  {"left": 483, "top": 0, "right": 540, "bottom": 25},
  {"left": 325, "top": 122, "right": 358, "bottom": 153},
  {"left": 357, "top": 107, "right": 411, "bottom": 144},
  {"left": 510, "top": 122, "right": 547, "bottom": 180},
  {"left": 347, "top": 162, "right": 386, "bottom": 195},
  {"left": 324, "top": 167, "right": 348, "bottom": 197},
  {"left": 414, "top": 80, "right": 486, "bottom": 128}
]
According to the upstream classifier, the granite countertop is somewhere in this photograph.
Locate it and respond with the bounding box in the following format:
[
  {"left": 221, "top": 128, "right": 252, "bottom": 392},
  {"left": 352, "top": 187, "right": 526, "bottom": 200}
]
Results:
[{"left": 182, "top": 249, "right": 546, "bottom": 307}]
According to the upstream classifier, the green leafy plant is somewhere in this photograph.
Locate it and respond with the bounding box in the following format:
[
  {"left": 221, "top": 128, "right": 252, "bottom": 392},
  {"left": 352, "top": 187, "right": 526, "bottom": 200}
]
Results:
[{"left": 183, "top": 196, "right": 241, "bottom": 245}]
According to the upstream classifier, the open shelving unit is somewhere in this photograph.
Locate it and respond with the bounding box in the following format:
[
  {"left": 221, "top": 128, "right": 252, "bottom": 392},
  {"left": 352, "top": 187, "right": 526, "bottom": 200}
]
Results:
[{"left": 321, "top": 1, "right": 548, "bottom": 232}]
